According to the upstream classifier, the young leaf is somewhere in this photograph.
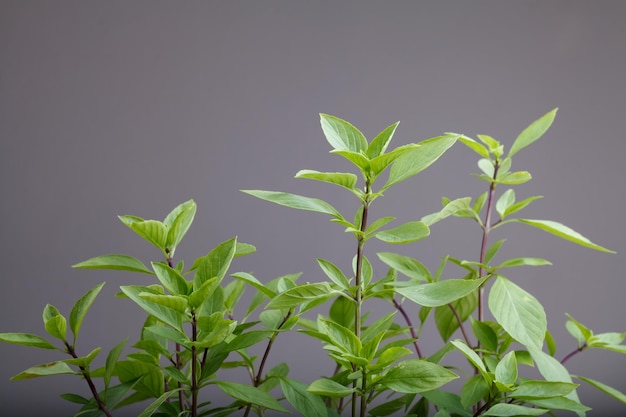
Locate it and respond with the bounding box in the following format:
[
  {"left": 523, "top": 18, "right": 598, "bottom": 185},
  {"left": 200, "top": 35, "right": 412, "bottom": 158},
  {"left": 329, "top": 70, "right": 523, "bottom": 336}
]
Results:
[
  {"left": 295, "top": 170, "right": 358, "bottom": 191},
  {"left": 231, "top": 272, "right": 276, "bottom": 299},
  {"left": 495, "top": 189, "right": 515, "bottom": 219},
  {"left": 495, "top": 257, "right": 552, "bottom": 269},
  {"left": 118, "top": 218, "right": 168, "bottom": 251},
  {"left": 495, "top": 351, "right": 518, "bottom": 385},
  {"left": 280, "top": 377, "right": 328, "bottom": 417},
  {"left": 422, "top": 197, "right": 473, "bottom": 227},
  {"left": 369, "top": 143, "right": 420, "bottom": 179},
  {"left": 396, "top": 277, "right": 488, "bottom": 308},
  {"left": 44, "top": 312, "right": 67, "bottom": 342},
  {"left": 241, "top": 190, "right": 342, "bottom": 219},
  {"left": 377, "top": 252, "right": 431, "bottom": 282},
  {"left": 329, "top": 296, "right": 356, "bottom": 330},
  {"left": 574, "top": 375, "right": 626, "bottom": 404},
  {"left": 266, "top": 282, "right": 341, "bottom": 310},
  {"left": 509, "top": 108, "right": 558, "bottom": 157},
  {"left": 307, "top": 378, "right": 355, "bottom": 397},
  {"left": 10, "top": 361, "right": 77, "bottom": 380},
  {"left": 163, "top": 199, "right": 196, "bottom": 255},
  {"left": 136, "top": 389, "right": 183, "bottom": 417},
  {"left": 367, "top": 121, "right": 399, "bottom": 158},
  {"left": 318, "top": 317, "right": 362, "bottom": 357},
  {"left": 383, "top": 134, "right": 457, "bottom": 190},
  {"left": 120, "top": 286, "right": 183, "bottom": 330},
  {"left": 70, "top": 282, "right": 105, "bottom": 343},
  {"left": 374, "top": 221, "right": 430, "bottom": 244},
  {"left": 214, "top": 381, "right": 289, "bottom": 412},
  {"left": 0, "top": 333, "right": 57, "bottom": 350},
  {"left": 461, "top": 374, "right": 490, "bottom": 409},
  {"left": 515, "top": 219, "right": 615, "bottom": 253},
  {"left": 457, "top": 134, "right": 490, "bottom": 158},
  {"left": 502, "top": 195, "right": 543, "bottom": 218},
  {"left": 139, "top": 293, "right": 188, "bottom": 314},
  {"left": 450, "top": 340, "right": 488, "bottom": 375},
  {"left": 320, "top": 113, "right": 368, "bottom": 153},
  {"left": 105, "top": 339, "right": 127, "bottom": 391},
  {"left": 484, "top": 239, "right": 506, "bottom": 264},
  {"left": 194, "top": 236, "right": 238, "bottom": 289},
  {"left": 483, "top": 403, "right": 548, "bottom": 416},
  {"left": 378, "top": 359, "right": 458, "bottom": 393},
  {"left": 488, "top": 276, "right": 546, "bottom": 349},
  {"left": 495, "top": 171, "right": 532, "bottom": 185},
  {"left": 151, "top": 262, "right": 189, "bottom": 296},
  {"left": 317, "top": 258, "right": 351, "bottom": 289},
  {"left": 72, "top": 254, "right": 154, "bottom": 275},
  {"left": 478, "top": 158, "right": 495, "bottom": 178}
]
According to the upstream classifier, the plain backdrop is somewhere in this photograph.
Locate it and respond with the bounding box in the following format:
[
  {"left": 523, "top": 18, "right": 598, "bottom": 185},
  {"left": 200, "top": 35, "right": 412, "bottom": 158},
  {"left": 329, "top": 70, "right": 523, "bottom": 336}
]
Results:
[{"left": 1, "top": 1, "right": 625, "bottom": 416}]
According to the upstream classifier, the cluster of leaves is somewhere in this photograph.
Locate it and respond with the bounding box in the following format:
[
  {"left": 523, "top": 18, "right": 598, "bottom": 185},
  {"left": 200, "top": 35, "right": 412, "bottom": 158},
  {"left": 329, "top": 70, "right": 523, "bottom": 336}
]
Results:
[{"left": 2, "top": 111, "right": 626, "bottom": 417}]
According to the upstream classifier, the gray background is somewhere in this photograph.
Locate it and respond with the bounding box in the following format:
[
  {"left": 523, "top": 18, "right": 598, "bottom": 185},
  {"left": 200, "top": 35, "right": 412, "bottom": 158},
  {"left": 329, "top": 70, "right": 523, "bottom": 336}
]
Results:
[{"left": 1, "top": 1, "right": 625, "bottom": 416}]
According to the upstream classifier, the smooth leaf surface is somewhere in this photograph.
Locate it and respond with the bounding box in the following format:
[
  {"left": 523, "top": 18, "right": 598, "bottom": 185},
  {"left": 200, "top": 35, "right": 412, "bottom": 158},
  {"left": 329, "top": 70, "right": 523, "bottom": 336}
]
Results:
[
  {"left": 509, "top": 108, "right": 558, "bottom": 157},
  {"left": 242, "top": 190, "right": 342, "bottom": 218},
  {"left": 379, "top": 359, "right": 458, "bottom": 393},
  {"left": 383, "top": 134, "right": 457, "bottom": 190},
  {"left": 295, "top": 170, "right": 358, "bottom": 191},
  {"left": 266, "top": 282, "right": 340, "bottom": 310},
  {"left": 307, "top": 378, "right": 355, "bottom": 397},
  {"left": 151, "top": 262, "right": 188, "bottom": 296},
  {"left": 367, "top": 121, "right": 399, "bottom": 158},
  {"left": 397, "top": 277, "right": 487, "bottom": 308},
  {"left": 377, "top": 252, "right": 431, "bottom": 281},
  {"left": 163, "top": 199, "right": 196, "bottom": 254},
  {"left": 215, "top": 381, "right": 289, "bottom": 412},
  {"left": 575, "top": 375, "right": 626, "bottom": 404},
  {"left": 528, "top": 347, "right": 581, "bottom": 404},
  {"left": 320, "top": 113, "right": 368, "bottom": 152},
  {"left": 489, "top": 276, "right": 546, "bottom": 349},
  {"left": 280, "top": 377, "right": 328, "bottom": 417},
  {"left": 516, "top": 219, "right": 615, "bottom": 253},
  {"left": 69, "top": 282, "right": 105, "bottom": 343},
  {"left": 483, "top": 403, "right": 547, "bottom": 416},
  {"left": 72, "top": 254, "right": 153, "bottom": 275},
  {"left": 11, "top": 361, "right": 77, "bottom": 380},
  {"left": 0, "top": 333, "right": 56, "bottom": 350},
  {"left": 375, "top": 221, "right": 430, "bottom": 244}
]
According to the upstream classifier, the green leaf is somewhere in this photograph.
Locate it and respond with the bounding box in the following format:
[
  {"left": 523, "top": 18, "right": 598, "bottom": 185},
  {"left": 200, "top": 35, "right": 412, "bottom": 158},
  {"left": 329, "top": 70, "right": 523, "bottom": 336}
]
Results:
[
  {"left": 502, "top": 196, "right": 543, "bottom": 218},
  {"left": 495, "top": 351, "right": 518, "bottom": 385},
  {"left": 471, "top": 319, "right": 498, "bottom": 353},
  {"left": 422, "top": 197, "right": 473, "bottom": 226},
  {"left": 242, "top": 190, "right": 342, "bottom": 219},
  {"left": 317, "top": 258, "right": 351, "bottom": 289},
  {"left": 0, "top": 333, "right": 57, "bottom": 350},
  {"left": 451, "top": 340, "right": 488, "bottom": 375},
  {"left": 295, "top": 170, "right": 358, "bottom": 191},
  {"left": 280, "top": 377, "right": 328, "bottom": 417},
  {"left": 194, "top": 236, "right": 238, "bottom": 289},
  {"left": 461, "top": 374, "right": 490, "bottom": 408},
  {"left": 483, "top": 403, "right": 548, "bottom": 416},
  {"left": 11, "top": 361, "right": 77, "bottom": 380},
  {"left": 512, "top": 381, "right": 578, "bottom": 399},
  {"left": 105, "top": 339, "right": 127, "bottom": 390},
  {"left": 72, "top": 254, "right": 153, "bottom": 275},
  {"left": 495, "top": 257, "right": 552, "bottom": 269},
  {"left": 575, "top": 375, "right": 626, "bottom": 404},
  {"left": 70, "top": 282, "right": 105, "bottom": 343},
  {"left": 163, "top": 199, "right": 196, "bottom": 255},
  {"left": 139, "top": 293, "right": 188, "bottom": 314},
  {"left": 458, "top": 134, "right": 490, "bottom": 158},
  {"left": 383, "top": 134, "right": 457, "bottom": 190},
  {"left": 495, "top": 171, "right": 532, "bottom": 185},
  {"left": 370, "top": 346, "right": 413, "bottom": 371},
  {"left": 477, "top": 134, "right": 500, "bottom": 151},
  {"left": 120, "top": 286, "right": 183, "bottom": 330},
  {"left": 63, "top": 347, "right": 101, "bottom": 367},
  {"left": 369, "top": 143, "right": 420, "bottom": 179},
  {"left": 145, "top": 325, "right": 189, "bottom": 345},
  {"left": 318, "top": 317, "right": 361, "bottom": 357},
  {"left": 152, "top": 262, "right": 188, "bottom": 296},
  {"left": 320, "top": 113, "right": 368, "bottom": 153},
  {"left": 528, "top": 347, "right": 581, "bottom": 404},
  {"left": 44, "top": 312, "right": 67, "bottom": 342},
  {"left": 329, "top": 296, "right": 356, "bottom": 330},
  {"left": 137, "top": 389, "right": 183, "bottom": 417},
  {"left": 524, "top": 397, "right": 590, "bottom": 414},
  {"left": 375, "top": 221, "right": 430, "bottom": 244},
  {"left": 119, "top": 217, "right": 168, "bottom": 251},
  {"left": 115, "top": 360, "right": 164, "bottom": 397},
  {"left": 489, "top": 276, "right": 546, "bottom": 349},
  {"left": 478, "top": 158, "right": 494, "bottom": 178},
  {"left": 421, "top": 390, "right": 472, "bottom": 417},
  {"left": 60, "top": 393, "right": 90, "bottom": 404},
  {"left": 215, "top": 381, "right": 289, "bottom": 412},
  {"left": 396, "top": 277, "right": 488, "bottom": 308},
  {"left": 509, "top": 108, "right": 558, "bottom": 157},
  {"left": 377, "top": 252, "right": 431, "bottom": 282},
  {"left": 367, "top": 121, "right": 399, "bottom": 158},
  {"left": 495, "top": 189, "right": 515, "bottom": 219},
  {"left": 484, "top": 240, "right": 506, "bottom": 265},
  {"left": 515, "top": 219, "right": 615, "bottom": 253},
  {"left": 308, "top": 378, "right": 355, "bottom": 397},
  {"left": 231, "top": 272, "right": 276, "bottom": 299},
  {"left": 378, "top": 359, "right": 458, "bottom": 393},
  {"left": 266, "top": 282, "right": 341, "bottom": 310}
]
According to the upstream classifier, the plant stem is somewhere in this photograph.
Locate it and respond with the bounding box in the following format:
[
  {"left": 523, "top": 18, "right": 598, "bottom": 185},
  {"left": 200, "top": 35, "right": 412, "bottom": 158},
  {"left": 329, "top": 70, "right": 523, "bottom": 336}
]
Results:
[
  {"left": 191, "top": 312, "right": 198, "bottom": 417},
  {"left": 353, "top": 184, "right": 371, "bottom": 417},
  {"left": 478, "top": 163, "right": 499, "bottom": 323},
  {"left": 392, "top": 298, "right": 423, "bottom": 358},
  {"left": 561, "top": 344, "right": 586, "bottom": 365},
  {"left": 243, "top": 311, "right": 292, "bottom": 417},
  {"left": 447, "top": 303, "right": 472, "bottom": 347},
  {"left": 65, "top": 343, "right": 114, "bottom": 417}
]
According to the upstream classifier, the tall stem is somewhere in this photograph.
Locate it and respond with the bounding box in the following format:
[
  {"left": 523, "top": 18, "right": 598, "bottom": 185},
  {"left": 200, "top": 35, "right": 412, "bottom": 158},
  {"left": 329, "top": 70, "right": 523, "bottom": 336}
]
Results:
[
  {"left": 352, "top": 183, "right": 371, "bottom": 417},
  {"left": 167, "top": 255, "right": 186, "bottom": 413},
  {"left": 191, "top": 313, "right": 198, "bottom": 417},
  {"left": 65, "top": 343, "right": 114, "bottom": 417},
  {"left": 478, "top": 163, "right": 499, "bottom": 323}
]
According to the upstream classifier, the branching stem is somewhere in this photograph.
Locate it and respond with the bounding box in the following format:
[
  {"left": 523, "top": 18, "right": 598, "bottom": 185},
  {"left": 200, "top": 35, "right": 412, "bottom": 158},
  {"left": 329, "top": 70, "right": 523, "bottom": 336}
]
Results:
[{"left": 561, "top": 344, "right": 586, "bottom": 365}]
